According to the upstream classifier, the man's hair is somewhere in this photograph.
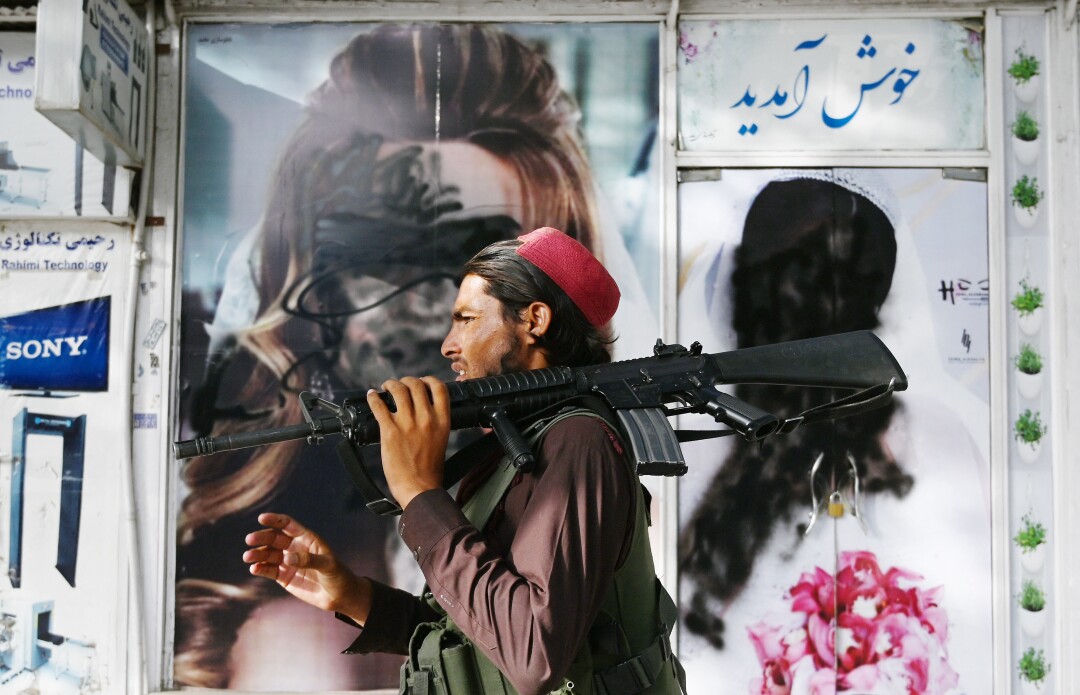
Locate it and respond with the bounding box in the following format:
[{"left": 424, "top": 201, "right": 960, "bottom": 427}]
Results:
[{"left": 463, "top": 239, "right": 615, "bottom": 368}]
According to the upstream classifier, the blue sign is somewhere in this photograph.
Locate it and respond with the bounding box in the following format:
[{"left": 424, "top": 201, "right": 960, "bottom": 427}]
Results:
[
  {"left": 0, "top": 296, "right": 110, "bottom": 392},
  {"left": 99, "top": 23, "right": 129, "bottom": 75}
]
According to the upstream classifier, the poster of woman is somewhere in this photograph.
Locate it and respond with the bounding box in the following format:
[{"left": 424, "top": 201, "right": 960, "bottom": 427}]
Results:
[
  {"left": 676, "top": 168, "right": 991, "bottom": 695},
  {"left": 175, "top": 22, "right": 660, "bottom": 690}
]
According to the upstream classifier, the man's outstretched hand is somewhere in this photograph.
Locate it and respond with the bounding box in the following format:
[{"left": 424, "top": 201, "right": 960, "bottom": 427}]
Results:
[{"left": 243, "top": 512, "right": 372, "bottom": 624}]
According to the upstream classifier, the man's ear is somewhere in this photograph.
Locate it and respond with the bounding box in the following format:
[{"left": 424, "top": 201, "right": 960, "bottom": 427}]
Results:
[{"left": 522, "top": 301, "right": 553, "bottom": 341}]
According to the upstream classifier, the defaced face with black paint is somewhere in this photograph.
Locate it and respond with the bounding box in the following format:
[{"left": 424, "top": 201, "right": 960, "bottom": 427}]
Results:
[{"left": 295, "top": 138, "right": 526, "bottom": 389}]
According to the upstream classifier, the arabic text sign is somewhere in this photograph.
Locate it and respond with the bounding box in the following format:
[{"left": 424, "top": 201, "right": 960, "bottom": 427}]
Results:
[{"left": 678, "top": 19, "right": 985, "bottom": 151}]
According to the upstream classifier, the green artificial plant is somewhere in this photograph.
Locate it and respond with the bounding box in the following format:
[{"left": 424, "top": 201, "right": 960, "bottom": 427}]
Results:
[
  {"left": 1008, "top": 49, "right": 1041, "bottom": 84},
  {"left": 1011, "top": 175, "right": 1044, "bottom": 210},
  {"left": 1018, "top": 647, "right": 1049, "bottom": 684},
  {"left": 1014, "top": 343, "right": 1043, "bottom": 375},
  {"left": 1018, "top": 580, "right": 1046, "bottom": 612},
  {"left": 1013, "top": 513, "right": 1047, "bottom": 553},
  {"left": 1011, "top": 278, "right": 1044, "bottom": 316},
  {"left": 1014, "top": 409, "right": 1046, "bottom": 445},
  {"left": 1011, "top": 111, "right": 1040, "bottom": 141}
]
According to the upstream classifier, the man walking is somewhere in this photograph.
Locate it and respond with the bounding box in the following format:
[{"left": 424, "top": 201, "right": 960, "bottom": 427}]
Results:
[{"left": 243, "top": 228, "right": 685, "bottom": 695}]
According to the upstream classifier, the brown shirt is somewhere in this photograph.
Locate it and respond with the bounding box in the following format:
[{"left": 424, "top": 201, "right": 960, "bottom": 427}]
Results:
[{"left": 341, "top": 415, "right": 637, "bottom": 695}]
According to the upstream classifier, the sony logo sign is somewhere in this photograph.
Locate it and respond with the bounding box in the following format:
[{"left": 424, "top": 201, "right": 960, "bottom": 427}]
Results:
[{"left": 5, "top": 336, "right": 90, "bottom": 360}]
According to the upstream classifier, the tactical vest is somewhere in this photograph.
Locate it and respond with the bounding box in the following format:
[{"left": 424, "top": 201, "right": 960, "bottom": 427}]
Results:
[{"left": 400, "top": 408, "right": 686, "bottom": 695}]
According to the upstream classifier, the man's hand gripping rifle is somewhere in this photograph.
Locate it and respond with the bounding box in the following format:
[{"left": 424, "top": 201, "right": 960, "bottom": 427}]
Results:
[{"left": 174, "top": 330, "right": 907, "bottom": 516}]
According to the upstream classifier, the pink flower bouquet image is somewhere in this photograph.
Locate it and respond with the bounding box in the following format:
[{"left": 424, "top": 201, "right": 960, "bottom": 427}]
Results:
[{"left": 748, "top": 551, "right": 958, "bottom": 695}]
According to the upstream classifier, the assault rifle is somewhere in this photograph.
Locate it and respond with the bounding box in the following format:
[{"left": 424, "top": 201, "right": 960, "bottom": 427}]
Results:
[{"left": 174, "top": 330, "right": 906, "bottom": 515}]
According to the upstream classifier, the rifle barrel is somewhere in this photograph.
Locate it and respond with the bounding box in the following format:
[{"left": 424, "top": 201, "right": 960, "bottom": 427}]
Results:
[{"left": 173, "top": 418, "right": 342, "bottom": 459}]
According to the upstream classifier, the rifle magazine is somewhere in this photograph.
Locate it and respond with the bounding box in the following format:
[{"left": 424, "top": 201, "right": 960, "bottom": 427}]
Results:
[{"left": 617, "top": 408, "right": 688, "bottom": 477}]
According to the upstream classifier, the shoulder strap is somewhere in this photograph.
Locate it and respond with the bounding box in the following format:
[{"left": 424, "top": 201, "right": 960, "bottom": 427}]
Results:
[
  {"left": 425, "top": 407, "right": 602, "bottom": 618},
  {"left": 460, "top": 456, "right": 519, "bottom": 530},
  {"left": 462, "top": 406, "right": 602, "bottom": 530}
]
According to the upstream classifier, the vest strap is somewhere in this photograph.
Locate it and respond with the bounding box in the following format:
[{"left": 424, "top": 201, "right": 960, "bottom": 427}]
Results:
[
  {"left": 459, "top": 410, "right": 566, "bottom": 530},
  {"left": 474, "top": 647, "right": 514, "bottom": 695},
  {"left": 402, "top": 670, "right": 432, "bottom": 695},
  {"left": 593, "top": 630, "right": 672, "bottom": 695},
  {"left": 460, "top": 456, "right": 518, "bottom": 530},
  {"left": 592, "top": 580, "right": 686, "bottom": 695}
]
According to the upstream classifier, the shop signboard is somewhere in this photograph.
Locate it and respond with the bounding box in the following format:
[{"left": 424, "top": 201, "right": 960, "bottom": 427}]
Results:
[
  {"left": 679, "top": 18, "right": 986, "bottom": 151},
  {"left": 34, "top": 0, "right": 149, "bottom": 168}
]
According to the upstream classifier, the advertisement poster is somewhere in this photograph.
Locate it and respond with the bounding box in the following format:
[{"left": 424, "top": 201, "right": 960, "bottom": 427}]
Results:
[
  {"left": 176, "top": 22, "right": 660, "bottom": 690},
  {"left": 0, "top": 32, "right": 132, "bottom": 219},
  {"left": 676, "top": 169, "right": 991, "bottom": 695},
  {"left": 0, "top": 221, "right": 131, "bottom": 694}
]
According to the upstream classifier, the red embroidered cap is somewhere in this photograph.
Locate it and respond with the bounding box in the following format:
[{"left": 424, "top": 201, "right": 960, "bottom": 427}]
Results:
[{"left": 516, "top": 227, "right": 621, "bottom": 328}]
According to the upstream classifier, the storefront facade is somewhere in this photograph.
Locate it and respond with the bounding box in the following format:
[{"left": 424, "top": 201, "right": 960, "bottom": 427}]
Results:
[{"left": 1, "top": 0, "right": 1079, "bottom": 693}]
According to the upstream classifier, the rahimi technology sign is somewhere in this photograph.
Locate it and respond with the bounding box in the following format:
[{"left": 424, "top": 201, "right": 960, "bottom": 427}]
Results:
[{"left": 33, "top": 0, "right": 149, "bottom": 167}]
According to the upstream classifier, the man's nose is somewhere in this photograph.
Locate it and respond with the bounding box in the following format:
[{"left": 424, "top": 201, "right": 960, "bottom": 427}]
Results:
[{"left": 441, "top": 329, "right": 457, "bottom": 359}]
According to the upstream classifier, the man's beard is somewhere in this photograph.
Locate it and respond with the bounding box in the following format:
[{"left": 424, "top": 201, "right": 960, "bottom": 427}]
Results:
[{"left": 497, "top": 330, "right": 527, "bottom": 375}]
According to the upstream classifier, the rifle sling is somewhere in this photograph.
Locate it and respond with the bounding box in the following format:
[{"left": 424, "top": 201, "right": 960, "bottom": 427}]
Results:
[
  {"left": 675, "top": 380, "right": 897, "bottom": 443},
  {"left": 787, "top": 380, "right": 897, "bottom": 428},
  {"left": 336, "top": 439, "right": 404, "bottom": 516}
]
